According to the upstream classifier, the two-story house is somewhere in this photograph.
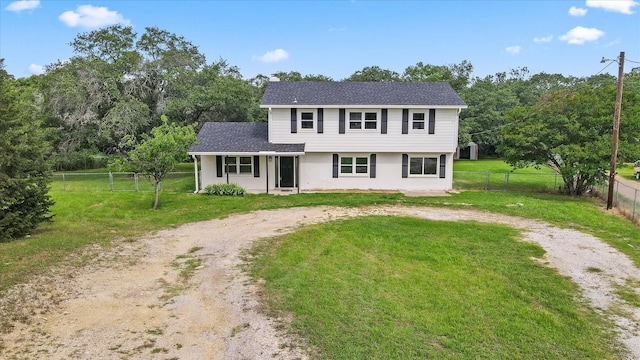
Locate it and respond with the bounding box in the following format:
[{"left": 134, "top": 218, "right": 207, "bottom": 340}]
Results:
[{"left": 188, "top": 80, "right": 467, "bottom": 193}]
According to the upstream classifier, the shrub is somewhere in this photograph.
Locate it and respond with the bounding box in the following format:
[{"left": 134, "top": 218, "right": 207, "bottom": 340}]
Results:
[{"left": 204, "top": 183, "right": 246, "bottom": 196}]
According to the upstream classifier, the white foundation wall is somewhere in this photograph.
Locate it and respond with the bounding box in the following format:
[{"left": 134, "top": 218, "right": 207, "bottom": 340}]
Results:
[{"left": 299, "top": 152, "right": 453, "bottom": 191}]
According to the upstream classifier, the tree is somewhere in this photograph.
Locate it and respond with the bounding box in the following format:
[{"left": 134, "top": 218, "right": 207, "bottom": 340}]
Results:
[
  {"left": 498, "top": 84, "right": 640, "bottom": 195},
  {"left": 115, "top": 116, "right": 196, "bottom": 210},
  {"left": 0, "top": 60, "right": 54, "bottom": 242},
  {"left": 402, "top": 60, "right": 473, "bottom": 92},
  {"left": 343, "top": 66, "right": 401, "bottom": 82}
]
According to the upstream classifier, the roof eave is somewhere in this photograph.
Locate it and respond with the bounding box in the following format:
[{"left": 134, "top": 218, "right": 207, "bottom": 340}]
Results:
[{"left": 261, "top": 104, "right": 468, "bottom": 109}]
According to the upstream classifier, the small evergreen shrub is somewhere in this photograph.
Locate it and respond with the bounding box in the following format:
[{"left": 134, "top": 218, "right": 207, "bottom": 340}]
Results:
[{"left": 204, "top": 183, "right": 246, "bottom": 196}]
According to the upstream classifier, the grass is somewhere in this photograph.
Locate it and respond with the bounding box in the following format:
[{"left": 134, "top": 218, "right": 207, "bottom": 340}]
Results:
[
  {"left": 248, "top": 216, "right": 624, "bottom": 359},
  {"left": 1, "top": 160, "right": 639, "bottom": 357}
]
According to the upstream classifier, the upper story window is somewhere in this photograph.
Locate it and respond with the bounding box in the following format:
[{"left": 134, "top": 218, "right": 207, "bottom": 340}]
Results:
[
  {"left": 300, "top": 111, "right": 314, "bottom": 129},
  {"left": 410, "top": 109, "right": 435, "bottom": 134},
  {"left": 412, "top": 113, "right": 425, "bottom": 130},
  {"left": 349, "top": 111, "right": 378, "bottom": 130}
]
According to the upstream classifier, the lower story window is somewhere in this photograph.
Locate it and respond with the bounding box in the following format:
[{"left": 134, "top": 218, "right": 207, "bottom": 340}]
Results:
[
  {"left": 340, "top": 156, "right": 368, "bottom": 175},
  {"left": 225, "top": 156, "right": 253, "bottom": 174},
  {"left": 410, "top": 157, "right": 437, "bottom": 175}
]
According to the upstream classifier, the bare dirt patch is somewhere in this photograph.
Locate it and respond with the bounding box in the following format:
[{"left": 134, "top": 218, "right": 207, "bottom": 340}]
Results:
[{"left": 1, "top": 205, "right": 639, "bottom": 359}]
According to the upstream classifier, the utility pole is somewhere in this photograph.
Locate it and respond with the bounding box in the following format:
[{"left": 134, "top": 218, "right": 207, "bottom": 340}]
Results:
[{"left": 606, "top": 51, "right": 625, "bottom": 210}]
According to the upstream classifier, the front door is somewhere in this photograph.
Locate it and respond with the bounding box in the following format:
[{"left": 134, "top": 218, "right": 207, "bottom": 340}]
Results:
[{"left": 280, "top": 156, "right": 295, "bottom": 187}]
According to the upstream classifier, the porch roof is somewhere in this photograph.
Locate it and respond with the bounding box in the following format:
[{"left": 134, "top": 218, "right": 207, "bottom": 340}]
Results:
[{"left": 188, "top": 122, "right": 305, "bottom": 155}]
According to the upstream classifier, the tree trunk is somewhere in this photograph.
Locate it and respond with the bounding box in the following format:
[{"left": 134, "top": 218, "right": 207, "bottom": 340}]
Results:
[{"left": 153, "top": 182, "right": 160, "bottom": 210}]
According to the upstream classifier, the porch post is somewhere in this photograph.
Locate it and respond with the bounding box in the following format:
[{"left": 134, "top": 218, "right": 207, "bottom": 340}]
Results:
[
  {"left": 192, "top": 155, "right": 199, "bottom": 193},
  {"left": 225, "top": 156, "right": 229, "bottom": 184},
  {"left": 266, "top": 156, "right": 269, "bottom": 194},
  {"left": 296, "top": 155, "right": 300, "bottom": 194}
]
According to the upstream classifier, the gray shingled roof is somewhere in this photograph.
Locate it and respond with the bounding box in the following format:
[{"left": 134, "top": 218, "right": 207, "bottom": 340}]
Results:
[
  {"left": 188, "top": 122, "right": 305, "bottom": 154},
  {"left": 261, "top": 81, "right": 467, "bottom": 107}
]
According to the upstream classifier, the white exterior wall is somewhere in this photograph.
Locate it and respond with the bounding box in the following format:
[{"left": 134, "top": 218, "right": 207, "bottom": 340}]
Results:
[
  {"left": 269, "top": 107, "right": 459, "bottom": 153},
  {"left": 200, "top": 155, "right": 277, "bottom": 192},
  {"left": 299, "top": 152, "right": 453, "bottom": 191}
]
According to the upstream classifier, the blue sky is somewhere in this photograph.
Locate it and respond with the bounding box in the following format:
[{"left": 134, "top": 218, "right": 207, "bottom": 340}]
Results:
[{"left": 1, "top": 0, "right": 638, "bottom": 80}]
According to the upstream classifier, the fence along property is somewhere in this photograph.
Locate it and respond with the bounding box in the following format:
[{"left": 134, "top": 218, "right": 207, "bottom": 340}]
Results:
[{"left": 51, "top": 172, "right": 193, "bottom": 193}]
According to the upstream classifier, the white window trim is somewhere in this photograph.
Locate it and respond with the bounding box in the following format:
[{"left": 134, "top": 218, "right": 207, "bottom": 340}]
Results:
[
  {"left": 224, "top": 156, "right": 254, "bottom": 175},
  {"left": 410, "top": 110, "right": 427, "bottom": 132},
  {"left": 408, "top": 155, "right": 438, "bottom": 177},
  {"left": 347, "top": 110, "right": 379, "bottom": 132},
  {"left": 299, "top": 109, "right": 316, "bottom": 131},
  {"left": 339, "top": 154, "right": 370, "bottom": 177}
]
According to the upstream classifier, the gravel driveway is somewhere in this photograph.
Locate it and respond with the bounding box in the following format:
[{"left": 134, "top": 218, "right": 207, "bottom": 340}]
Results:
[{"left": 1, "top": 205, "right": 639, "bottom": 359}]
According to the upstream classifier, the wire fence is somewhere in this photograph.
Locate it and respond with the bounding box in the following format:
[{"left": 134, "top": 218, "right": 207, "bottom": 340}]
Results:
[
  {"left": 51, "top": 172, "right": 194, "bottom": 193},
  {"left": 453, "top": 172, "right": 562, "bottom": 192},
  {"left": 598, "top": 179, "right": 640, "bottom": 222},
  {"left": 50, "top": 170, "right": 640, "bottom": 221}
]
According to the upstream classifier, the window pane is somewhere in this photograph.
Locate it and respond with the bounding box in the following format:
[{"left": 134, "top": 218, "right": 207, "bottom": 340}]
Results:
[
  {"left": 356, "top": 166, "right": 368, "bottom": 174},
  {"left": 301, "top": 112, "right": 313, "bottom": 120},
  {"left": 240, "top": 157, "right": 252, "bottom": 165},
  {"left": 239, "top": 165, "right": 252, "bottom": 173},
  {"left": 412, "top": 122, "right": 425, "bottom": 129},
  {"left": 341, "top": 157, "right": 353, "bottom": 165},
  {"left": 341, "top": 166, "right": 353, "bottom": 174},
  {"left": 301, "top": 121, "right": 313, "bottom": 129},
  {"left": 364, "top": 112, "right": 377, "bottom": 120},
  {"left": 413, "top": 113, "right": 425, "bottom": 121},
  {"left": 409, "top": 157, "right": 423, "bottom": 174},
  {"left": 349, "top": 112, "right": 361, "bottom": 120},
  {"left": 349, "top": 122, "right": 361, "bottom": 129},
  {"left": 356, "top": 157, "right": 368, "bottom": 165},
  {"left": 225, "top": 157, "right": 237, "bottom": 165},
  {"left": 424, "top": 158, "right": 437, "bottom": 174},
  {"left": 364, "top": 121, "right": 377, "bottom": 129},
  {"left": 227, "top": 165, "right": 237, "bottom": 173}
]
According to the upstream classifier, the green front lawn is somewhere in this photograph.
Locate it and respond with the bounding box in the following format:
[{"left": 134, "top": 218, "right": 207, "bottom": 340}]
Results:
[{"left": 249, "top": 216, "right": 624, "bottom": 359}]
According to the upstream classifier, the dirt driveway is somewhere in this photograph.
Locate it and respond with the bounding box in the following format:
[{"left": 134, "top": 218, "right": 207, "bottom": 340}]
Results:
[{"left": 1, "top": 205, "right": 639, "bottom": 359}]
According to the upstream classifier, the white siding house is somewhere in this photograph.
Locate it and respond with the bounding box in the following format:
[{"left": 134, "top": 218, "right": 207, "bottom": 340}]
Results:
[{"left": 188, "top": 81, "right": 467, "bottom": 193}]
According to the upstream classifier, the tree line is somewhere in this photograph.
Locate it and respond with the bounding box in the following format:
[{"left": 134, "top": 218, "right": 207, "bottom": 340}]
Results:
[{"left": 1, "top": 25, "right": 639, "bottom": 240}]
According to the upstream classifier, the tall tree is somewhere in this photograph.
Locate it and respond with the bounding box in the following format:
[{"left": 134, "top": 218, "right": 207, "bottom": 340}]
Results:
[
  {"left": 0, "top": 61, "right": 54, "bottom": 242},
  {"left": 402, "top": 60, "right": 472, "bottom": 92},
  {"left": 343, "top": 66, "right": 401, "bottom": 82},
  {"left": 498, "top": 83, "right": 640, "bottom": 195}
]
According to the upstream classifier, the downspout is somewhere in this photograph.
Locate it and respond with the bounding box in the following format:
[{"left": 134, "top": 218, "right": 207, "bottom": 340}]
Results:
[
  {"left": 192, "top": 155, "right": 199, "bottom": 193},
  {"left": 266, "top": 156, "right": 269, "bottom": 194}
]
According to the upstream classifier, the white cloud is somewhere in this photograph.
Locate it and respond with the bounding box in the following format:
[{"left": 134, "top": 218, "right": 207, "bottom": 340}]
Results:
[
  {"left": 534, "top": 35, "right": 553, "bottom": 43},
  {"left": 5, "top": 0, "right": 40, "bottom": 12},
  {"left": 559, "top": 26, "right": 605, "bottom": 44},
  {"left": 586, "top": 0, "right": 638, "bottom": 14},
  {"left": 506, "top": 45, "right": 521, "bottom": 54},
  {"left": 568, "top": 6, "right": 588, "bottom": 16},
  {"left": 255, "top": 48, "right": 289, "bottom": 63},
  {"left": 59, "top": 5, "right": 130, "bottom": 29},
  {"left": 28, "top": 64, "right": 44, "bottom": 75}
]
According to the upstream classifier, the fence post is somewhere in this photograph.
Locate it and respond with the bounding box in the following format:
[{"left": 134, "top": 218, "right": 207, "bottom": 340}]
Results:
[
  {"left": 109, "top": 172, "right": 113, "bottom": 192},
  {"left": 485, "top": 172, "right": 490, "bottom": 190},
  {"left": 633, "top": 189, "right": 638, "bottom": 221},
  {"left": 505, "top": 172, "right": 509, "bottom": 191},
  {"left": 62, "top": 173, "right": 66, "bottom": 192},
  {"left": 135, "top": 173, "right": 139, "bottom": 192}
]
